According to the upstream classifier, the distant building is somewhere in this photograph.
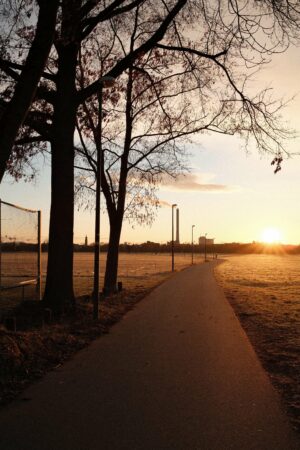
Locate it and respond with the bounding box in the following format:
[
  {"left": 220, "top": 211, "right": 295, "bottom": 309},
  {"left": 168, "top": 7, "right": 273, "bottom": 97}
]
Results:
[
  {"left": 199, "top": 236, "right": 214, "bottom": 245},
  {"left": 85, "top": 235, "right": 88, "bottom": 246}
]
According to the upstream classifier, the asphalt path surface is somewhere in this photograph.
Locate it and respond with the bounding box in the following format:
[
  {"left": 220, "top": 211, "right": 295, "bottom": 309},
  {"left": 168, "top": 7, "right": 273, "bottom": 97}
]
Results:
[{"left": 0, "top": 261, "right": 299, "bottom": 450}]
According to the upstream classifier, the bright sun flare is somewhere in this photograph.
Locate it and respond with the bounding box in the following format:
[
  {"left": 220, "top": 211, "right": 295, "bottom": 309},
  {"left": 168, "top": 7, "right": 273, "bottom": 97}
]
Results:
[{"left": 261, "top": 228, "right": 282, "bottom": 244}]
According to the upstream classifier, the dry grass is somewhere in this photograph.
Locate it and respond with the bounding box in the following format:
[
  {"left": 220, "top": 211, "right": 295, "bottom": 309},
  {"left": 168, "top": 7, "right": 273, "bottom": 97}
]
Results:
[
  {"left": 0, "top": 251, "right": 202, "bottom": 307},
  {"left": 215, "top": 255, "right": 300, "bottom": 434}
]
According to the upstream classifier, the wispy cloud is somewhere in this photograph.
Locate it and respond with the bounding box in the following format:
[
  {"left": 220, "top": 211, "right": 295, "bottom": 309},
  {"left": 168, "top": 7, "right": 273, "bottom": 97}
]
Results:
[
  {"left": 158, "top": 199, "right": 172, "bottom": 207},
  {"left": 159, "top": 173, "right": 237, "bottom": 193}
]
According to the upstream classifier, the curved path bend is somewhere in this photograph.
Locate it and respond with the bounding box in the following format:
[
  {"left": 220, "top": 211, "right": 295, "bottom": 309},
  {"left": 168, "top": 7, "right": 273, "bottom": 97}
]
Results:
[{"left": 0, "top": 261, "right": 299, "bottom": 450}]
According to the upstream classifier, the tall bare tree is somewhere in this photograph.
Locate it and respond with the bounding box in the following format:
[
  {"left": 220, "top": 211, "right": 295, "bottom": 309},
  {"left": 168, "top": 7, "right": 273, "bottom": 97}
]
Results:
[
  {"left": 2, "top": 0, "right": 300, "bottom": 311},
  {"left": 75, "top": 9, "right": 270, "bottom": 293}
]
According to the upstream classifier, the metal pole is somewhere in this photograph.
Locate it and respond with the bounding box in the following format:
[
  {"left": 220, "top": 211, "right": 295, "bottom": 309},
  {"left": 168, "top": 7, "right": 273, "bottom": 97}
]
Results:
[
  {"left": 171, "top": 204, "right": 177, "bottom": 272},
  {"left": 0, "top": 199, "right": 2, "bottom": 294},
  {"left": 93, "top": 86, "right": 103, "bottom": 320},
  {"left": 172, "top": 207, "right": 174, "bottom": 271},
  {"left": 204, "top": 233, "right": 207, "bottom": 262},
  {"left": 37, "top": 210, "right": 42, "bottom": 300},
  {"left": 192, "top": 225, "right": 195, "bottom": 265}
]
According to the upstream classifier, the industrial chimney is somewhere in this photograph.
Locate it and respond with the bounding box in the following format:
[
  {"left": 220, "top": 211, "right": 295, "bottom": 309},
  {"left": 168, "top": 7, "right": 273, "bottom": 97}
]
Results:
[{"left": 176, "top": 208, "right": 180, "bottom": 244}]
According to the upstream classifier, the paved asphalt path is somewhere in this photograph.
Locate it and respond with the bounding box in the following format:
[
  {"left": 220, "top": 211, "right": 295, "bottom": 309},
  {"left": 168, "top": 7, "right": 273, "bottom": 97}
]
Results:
[{"left": 0, "top": 261, "right": 299, "bottom": 450}]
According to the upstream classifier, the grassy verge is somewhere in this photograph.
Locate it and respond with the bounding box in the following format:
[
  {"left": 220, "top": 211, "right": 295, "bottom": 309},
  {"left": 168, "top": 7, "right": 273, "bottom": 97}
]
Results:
[
  {"left": 0, "top": 271, "right": 171, "bottom": 406},
  {"left": 214, "top": 263, "right": 300, "bottom": 434}
]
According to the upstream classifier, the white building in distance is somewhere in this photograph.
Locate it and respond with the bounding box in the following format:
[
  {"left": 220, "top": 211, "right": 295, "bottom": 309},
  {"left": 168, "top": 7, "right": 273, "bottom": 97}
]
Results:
[{"left": 199, "top": 236, "right": 214, "bottom": 245}]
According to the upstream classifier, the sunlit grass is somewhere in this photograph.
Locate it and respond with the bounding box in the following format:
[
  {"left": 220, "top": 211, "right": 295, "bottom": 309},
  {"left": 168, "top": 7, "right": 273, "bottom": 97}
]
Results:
[
  {"left": 0, "top": 252, "right": 204, "bottom": 311},
  {"left": 215, "top": 254, "right": 300, "bottom": 432}
]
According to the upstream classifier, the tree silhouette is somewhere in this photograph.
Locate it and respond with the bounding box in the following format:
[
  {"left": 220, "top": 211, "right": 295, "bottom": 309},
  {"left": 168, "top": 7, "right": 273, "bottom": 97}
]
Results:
[
  {"left": 2, "top": 0, "right": 299, "bottom": 311},
  {"left": 0, "top": 0, "right": 59, "bottom": 181}
]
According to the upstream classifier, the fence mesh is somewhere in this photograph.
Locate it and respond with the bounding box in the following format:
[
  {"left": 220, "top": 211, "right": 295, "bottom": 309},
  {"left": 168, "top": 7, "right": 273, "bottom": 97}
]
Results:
[{"left": 0, "top": 200, "right": 40, "bottom": 310}]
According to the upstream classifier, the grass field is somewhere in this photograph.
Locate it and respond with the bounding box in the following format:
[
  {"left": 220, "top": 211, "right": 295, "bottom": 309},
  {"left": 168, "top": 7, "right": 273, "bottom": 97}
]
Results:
[
  {"left": 215, "top": 254, "right": 300, "bottom": 432},
  {"left": 0, "top": 251, "right": 203, "bottom": 311},
  {"left": 73, "top": 252, "right": 203, "bottom": 294}
]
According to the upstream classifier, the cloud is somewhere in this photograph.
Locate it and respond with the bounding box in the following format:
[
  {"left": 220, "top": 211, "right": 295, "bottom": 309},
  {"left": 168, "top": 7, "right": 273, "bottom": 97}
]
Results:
[
  {"left": 159, "top": 173, "right": 237, "bottom": 193},
  {"left": 158, "top": 199, "right": 172, "bottom": 207}
]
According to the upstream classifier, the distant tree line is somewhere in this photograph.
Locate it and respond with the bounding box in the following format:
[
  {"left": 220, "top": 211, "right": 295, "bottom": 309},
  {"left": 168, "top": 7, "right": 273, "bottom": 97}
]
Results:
[{"left": 2, "top": 241, "right": 299, "bottom": 255}]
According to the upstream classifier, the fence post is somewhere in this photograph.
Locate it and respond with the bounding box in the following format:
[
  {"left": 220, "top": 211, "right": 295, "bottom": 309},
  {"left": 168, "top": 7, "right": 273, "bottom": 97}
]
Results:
[{"left": 37, "top": 210, "right": 42, "bottom": 301}]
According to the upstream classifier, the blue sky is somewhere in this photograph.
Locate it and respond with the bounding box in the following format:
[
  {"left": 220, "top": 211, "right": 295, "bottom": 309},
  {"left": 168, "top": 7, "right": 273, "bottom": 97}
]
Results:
[{"left": 1, "top": 47, "right": 300, "bottom": 245}]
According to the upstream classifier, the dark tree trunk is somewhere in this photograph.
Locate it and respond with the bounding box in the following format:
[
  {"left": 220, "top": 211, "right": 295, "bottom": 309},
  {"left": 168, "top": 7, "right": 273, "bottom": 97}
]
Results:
[
  {"left": 43, "top": 41, "right": 78, "bottom": 312},
  {"left": 0, "top": 0, "right": 59, "bottom": 182},
  {"left": 104, "top": 213, "right": 123, "bottom": 294},
  {"left": 102, "top": 66, "right": 132, "bottom": 296}
]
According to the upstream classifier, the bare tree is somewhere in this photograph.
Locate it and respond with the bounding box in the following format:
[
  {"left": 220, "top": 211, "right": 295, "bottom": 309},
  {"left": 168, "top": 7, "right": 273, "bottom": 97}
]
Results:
[
  {"left": 0, "top": 0, "right": 59, "bottom": 181},
  {"left": 2, "top": 0, "right": 300, "bottom": 311},
  {"left": 43, "top": 0, "right": 189, "bottom": 311},
  {"left": 74, "top": 16, "right": 223, "bottom": 293}
]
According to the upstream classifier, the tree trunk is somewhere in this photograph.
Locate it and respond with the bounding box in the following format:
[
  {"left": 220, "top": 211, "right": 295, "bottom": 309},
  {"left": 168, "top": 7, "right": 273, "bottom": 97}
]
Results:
[
  {"left": 0, "top": 0, "right": 59, "bottom": 182},
  {"left": 104, "top": 214, "right": 123, "bottom": 294},
  {"left": 43, "top": 42, "right": 78, "bottom": 312}
]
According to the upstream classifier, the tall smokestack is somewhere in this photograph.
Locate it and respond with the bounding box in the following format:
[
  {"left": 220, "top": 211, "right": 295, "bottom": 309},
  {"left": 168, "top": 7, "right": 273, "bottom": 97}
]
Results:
[{"left": 176, "top": 208, "right": 180, "bottom": 244}]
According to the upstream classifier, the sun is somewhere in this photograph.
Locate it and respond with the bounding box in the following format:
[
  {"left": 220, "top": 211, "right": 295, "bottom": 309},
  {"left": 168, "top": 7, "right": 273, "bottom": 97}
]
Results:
[{"left": 261, "top": 227, "right": 282, "bottom": 244}]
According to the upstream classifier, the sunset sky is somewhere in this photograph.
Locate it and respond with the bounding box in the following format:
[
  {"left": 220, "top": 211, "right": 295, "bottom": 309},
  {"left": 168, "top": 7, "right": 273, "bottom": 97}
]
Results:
[{"left": 1, "top": 47, "right": 300, "bottom": 245}]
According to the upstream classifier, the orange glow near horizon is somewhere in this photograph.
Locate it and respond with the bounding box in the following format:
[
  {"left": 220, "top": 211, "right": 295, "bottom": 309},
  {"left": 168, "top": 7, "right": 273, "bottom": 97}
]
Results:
[{"left": 260, "top": 228, "right": 283, "bottom": 244}]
